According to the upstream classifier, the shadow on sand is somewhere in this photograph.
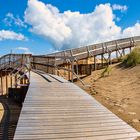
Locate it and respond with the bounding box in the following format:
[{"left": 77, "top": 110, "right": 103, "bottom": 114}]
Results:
[{"left": 0, "top": 95, "right": 21, "bottom": 140}]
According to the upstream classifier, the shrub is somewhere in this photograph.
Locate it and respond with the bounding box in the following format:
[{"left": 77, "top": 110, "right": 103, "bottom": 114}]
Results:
[
  {"left": 122, "top": 48, "right": 140, "bottom": 67},
  {"left": 101, "top": 66, "right": 112, "bottom": 77}
]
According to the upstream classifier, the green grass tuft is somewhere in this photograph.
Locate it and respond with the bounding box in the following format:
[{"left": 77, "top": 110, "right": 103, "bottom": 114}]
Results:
[
  {"left": 101, "top": 66, "right": 112, "bottom": 77},
  {"left": 122, "top": 47, "right": 140, "bottom": 67}
]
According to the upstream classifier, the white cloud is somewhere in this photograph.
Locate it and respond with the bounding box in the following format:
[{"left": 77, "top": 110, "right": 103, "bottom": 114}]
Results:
[
  {"left": 24, "top": 0, "right": 139, "bottom": 50},
  {"left": 112, "top": 4, "right": 128, "bottom": 12},
  {"left": 0, "top": 30, "right": 27, "bottom": 41},
  {"left": 4, "top": 13, "right": 27, "bottom": 28},
  {"left": 16, "top": 47, "right": 32, "bottom": 54},
  {"left": 16, "top": 47, "right": 29, "bottom": 51},
  {"left": 123, "top": 22, "right": 140, "bottom": 37}
]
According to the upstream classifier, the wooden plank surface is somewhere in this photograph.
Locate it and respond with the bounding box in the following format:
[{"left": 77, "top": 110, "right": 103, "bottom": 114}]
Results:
[
  {"left": 14, "top": 72, "right": 140, "bottom": 140},
  {"left": 49, "top": 74, "right": 70, "bottom": 83}
]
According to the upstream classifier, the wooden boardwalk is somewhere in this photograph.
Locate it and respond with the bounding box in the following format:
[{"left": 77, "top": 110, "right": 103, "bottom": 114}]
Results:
[{"left": 14, "top": 72, "right": 140, "bottom": 140}]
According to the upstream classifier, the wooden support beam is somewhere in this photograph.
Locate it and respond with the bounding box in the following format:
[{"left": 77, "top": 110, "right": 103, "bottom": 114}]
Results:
[
  {"left": 15, "top": 75, "right": 17, "bottom": 88},
  {"left": 122, "top": 49, "right": 125, "bottom": 56},
  {"left": 0, "top": 72, "right": 3, "bottom": 95},
  {"left": 5, "top": 72, "right": 8, "bottom": 95},
  {"left": 86, "top": 46, "right": 90, "bottom": 57},
  {"left": 75, "top": 59, "right": 79, "bottom": 77},
  {"left": 68, "top": 63, "right": 70, "bottom": 81},
  {"left": 102, "top": 43, "right": 105, "bottom": 54},
  {"left": 101, "top": 54, "right": 104, "bottom": 68},
  {"left": 23, "top": 77, "right": 26, "bottom": 85},
  {"left": 130, "top": 46, "right": 132, "bottom": 53},
  {"left": 86, "top": 58, "right": 89, "bottom": 75},
  {"left": 63, "top": 65, "right": 65, "bottom": 78},
  {"left": 10, "top": 74, "right": 12, "bottom": 88},
  {"left": 116, "top": 50, "right": 118, "bottom": 59},
  {"left": 71, "top": 60, "right": 74, "bottom": 82},
  {"left": 94, "top": 55, "right": 96, "bottom": 71},
  {"left": 70, "top": 49, "right": 73, "bottom": 57},
  {"left": 108, "top": 53, "right": 111, "bottom": 65},
  {"left": 20, "top": 77, "right": 24, "bottom": 88},
  {"left": 103, "top": 55, "right": 108, "bottom": 64},
  {"left": 115, "top": 40, "right": 119, "bottom": 59}
]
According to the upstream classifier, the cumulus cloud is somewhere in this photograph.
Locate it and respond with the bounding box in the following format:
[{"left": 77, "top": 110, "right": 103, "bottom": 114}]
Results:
[
  {"left": 24, "top": 0, "right": 139, "bottom": 50},
  {"left": 112, "top": 4, "right": 128, "bottom": 12},
  {"left": 16, "top": 47, "right": 32, "bottom": 54},
  {"left": 0, "top": 30, "right": 27, "bottom": 41},
  {"left": 123, "top": 22, "right": 140, "bottom": 37},
  {"left": 4, "top": 13, "right": 27, "bottom": 28}
]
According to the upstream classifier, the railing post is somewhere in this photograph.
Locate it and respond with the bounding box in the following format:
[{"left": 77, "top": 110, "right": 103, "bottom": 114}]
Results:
[
  {"left": 0, "top": 71, "right": 3, "bottom": 95},
  {"left": 115, "top": 40, "right": 119, "bottom": 59},
  {"left": 94, "top": 55, "right": 96, "bottom": 71},
  {"left": 68, "top": 61, "right": 70, "bottom": 81},
  {"left": 71, "top": 59, "right": 74, "bottom": 83},
  {"left": 5, "top": 72, "right": 8, "bottom": 95}
]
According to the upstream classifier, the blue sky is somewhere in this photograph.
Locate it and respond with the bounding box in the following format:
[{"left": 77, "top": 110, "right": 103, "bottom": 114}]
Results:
[{"left": 0, "top": 0, "right": 140, "bottom": 55}]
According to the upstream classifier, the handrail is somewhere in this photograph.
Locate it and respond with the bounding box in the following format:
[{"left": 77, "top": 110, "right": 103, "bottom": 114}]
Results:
[
  {"left": 31, "top": 61, "right": 87, "bottom": 86},
  {"left": 0, "top": 54, "right": 32, "bottom": 95},
  {"left": 0, "top": 36, "right": 140, "bottom": 90},
  {"left": 47, "top": 36, "right": 140, "bottom": 58}
]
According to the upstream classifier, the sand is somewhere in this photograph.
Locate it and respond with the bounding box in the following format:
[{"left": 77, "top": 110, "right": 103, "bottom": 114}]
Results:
[{"left": 76, "top": 63, "right": 140, "bottom": 139}]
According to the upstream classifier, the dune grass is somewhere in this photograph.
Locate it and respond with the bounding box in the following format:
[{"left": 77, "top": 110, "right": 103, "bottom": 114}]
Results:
[
  {"left": 122, "top": 47, "right": 140, "bottom": 67},
  {"left": 101, "top": 66, "right": 112, "bottom": 77}
]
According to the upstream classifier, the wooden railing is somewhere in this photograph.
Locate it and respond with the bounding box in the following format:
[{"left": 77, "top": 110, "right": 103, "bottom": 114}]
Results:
[
  {"left": 47, "top": 36, "right": 140, "bottom": 63},
  {"left": 0, "top": 36, "right": 140, "bottom": 89},
  {"left": 31, "top": 36, "right": 140, "bottom": 85},
  {"left": 31, "top": 56, "right": 78, "bottom": 82},
  {"left": 0, "top": 54, "right": 31, "bottom": 95}
]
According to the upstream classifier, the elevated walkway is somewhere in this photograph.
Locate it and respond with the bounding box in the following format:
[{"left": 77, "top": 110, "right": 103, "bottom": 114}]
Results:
[{"left": 14, "top": 72, "right": 140, "bottom": 140}]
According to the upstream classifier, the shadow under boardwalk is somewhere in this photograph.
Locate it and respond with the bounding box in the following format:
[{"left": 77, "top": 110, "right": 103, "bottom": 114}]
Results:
[
  {"left": 14, "top": 72, "right": 140, "bottom": 140},
  {"left": 0, "top": 96, "right": 21, "bottom": 140}
]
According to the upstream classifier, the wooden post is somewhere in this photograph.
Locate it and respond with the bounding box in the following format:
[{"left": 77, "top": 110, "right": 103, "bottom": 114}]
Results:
[
  {"left": 94, "top": 55, "right": 96, "bottom": 70},
  {"left": 122, "top": 49, "right": 125, "bottom": 56},
  {"left": 116, "top": 50, "right": 118, "bottom": 59},
  {"left": 101, "top": 44, "right": 105, "bottom": 68},
  {"left": 109, "top": 52, "right": 112, "bottom": 65},
  {"left": 15, "top": 75, "right": 17, "bottom": 88},
  {"left": 10, "top": 74, "right": 12, "bottom": 88},
  {"left": 76, "top": 60, "right": 79, "bottom": 75},
  {"left": 130, "top": 46, "right": 132, "bottom": 53},
  {"left": 5, "top": 72, "right": 8, "bottom": 95},
  {"left": 64, "top": 64, "right": 65, "bottom": 78},
  {"left": 71, "top": 60, "right": 74, "bottom": 82},
  {"left": 115, "top": 40, "right": 119, "bottom": 59},
  {"left": 86, "top": 58, "right": 88, "bottom": 75},
  {"left": 101, "top": 54, "right": 104, "bottom": 68},
  {"left": 20, "top": 78, "right": 23, "bottom": 88},
  {"left": 68, "top": 63, "right": 70, "bottom": 81},
  {"left": 23, "top": 77, "right": 25, "bottom": 85},
  {"left": 0, "top": 72, "right": 3, "bottom": 95}
]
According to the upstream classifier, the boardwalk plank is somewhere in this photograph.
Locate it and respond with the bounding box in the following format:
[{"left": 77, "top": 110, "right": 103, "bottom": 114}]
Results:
[{"left": 14, "top": 72, "right": 140, "bottom": 140}]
